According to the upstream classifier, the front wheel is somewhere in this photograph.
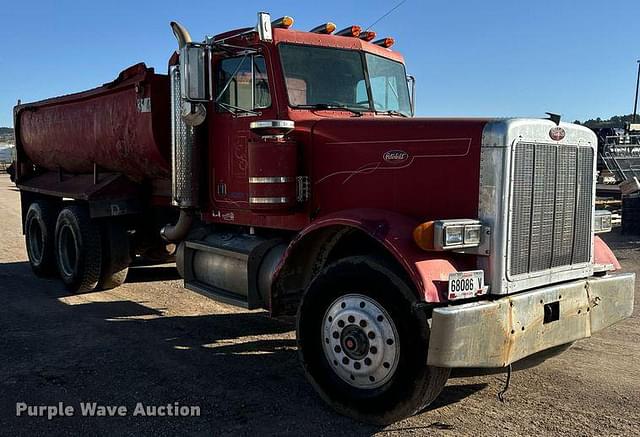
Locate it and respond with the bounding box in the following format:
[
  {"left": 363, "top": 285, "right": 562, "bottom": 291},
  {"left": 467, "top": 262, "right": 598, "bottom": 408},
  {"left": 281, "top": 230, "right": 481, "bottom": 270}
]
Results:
[{"left": 297, "top": 256, "right": 450, "bottom": 424}]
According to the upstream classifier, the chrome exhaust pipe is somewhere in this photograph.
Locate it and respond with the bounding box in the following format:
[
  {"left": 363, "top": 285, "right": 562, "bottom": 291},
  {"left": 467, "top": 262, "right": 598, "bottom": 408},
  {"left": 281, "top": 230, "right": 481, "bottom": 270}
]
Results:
[
  {"left": 170, "top": 21, "right": 192, "bottom": 49},
  {"left": 162, "top": 21, "right": 199, "bottom": 242}
]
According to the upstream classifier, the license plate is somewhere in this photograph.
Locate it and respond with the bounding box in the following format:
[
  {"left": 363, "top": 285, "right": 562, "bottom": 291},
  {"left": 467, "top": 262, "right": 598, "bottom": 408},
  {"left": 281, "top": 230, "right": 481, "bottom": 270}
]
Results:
[{"left": 448, "top": 270, "right": 485, "bottom": 300}]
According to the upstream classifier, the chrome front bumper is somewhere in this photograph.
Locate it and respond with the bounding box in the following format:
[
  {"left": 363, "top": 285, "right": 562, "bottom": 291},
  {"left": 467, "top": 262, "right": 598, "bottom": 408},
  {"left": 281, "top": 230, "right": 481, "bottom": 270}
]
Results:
[{"left": 427, "top": 273, "right": 635, "bottom": 368}]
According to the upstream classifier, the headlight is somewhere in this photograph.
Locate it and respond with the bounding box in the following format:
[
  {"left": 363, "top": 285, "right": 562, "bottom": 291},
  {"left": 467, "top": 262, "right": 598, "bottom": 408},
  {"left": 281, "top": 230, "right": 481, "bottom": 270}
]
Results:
[
  {"left": 464, "top": 224, "right": 482, "bottom": 245},
  {"left": 413, "top": 219, "right": 485, "bottom": 251},
  {"left": 594, "top": 210, "right": 612, "bottom": 234},
  {"left": 444, "top": 225, "right": 464, "bottom": 246}
]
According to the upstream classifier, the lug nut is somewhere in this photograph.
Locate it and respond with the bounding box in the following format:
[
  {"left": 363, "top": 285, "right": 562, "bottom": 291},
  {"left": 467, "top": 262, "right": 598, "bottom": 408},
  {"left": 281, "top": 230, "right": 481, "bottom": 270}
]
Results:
[
  {"left": 364, "top": 358, "right": 372, "bottom": 366},
  {"left": 334, "top": 345, "right": 342, "bottom": 353},
  {"left": 348, "top": 315, "right": 355, "bottom": 323},
  {"left": 359, "top": 320, "right": 367, "bottom": 328},
  {"left": 370, "top": 346, "right": 377, "bottom": 354},
  {"left": 342, "top": 357, "right": 349, "bottom": 365},
  {"left": 368, "top": 331, "right": 375, "bottom": 339},
  {"left": 354, "top": 362, "right": 361, "bottom": 370}
]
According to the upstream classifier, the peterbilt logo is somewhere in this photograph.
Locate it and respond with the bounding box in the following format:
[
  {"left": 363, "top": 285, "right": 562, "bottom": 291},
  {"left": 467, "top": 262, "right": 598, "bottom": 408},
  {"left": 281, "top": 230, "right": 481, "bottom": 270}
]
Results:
[
  {"left": 549, "top": 126, "right": 566, "bottom": 141},
  {"left": 383, "top": 150, "right": 409, "bottom": 164}
]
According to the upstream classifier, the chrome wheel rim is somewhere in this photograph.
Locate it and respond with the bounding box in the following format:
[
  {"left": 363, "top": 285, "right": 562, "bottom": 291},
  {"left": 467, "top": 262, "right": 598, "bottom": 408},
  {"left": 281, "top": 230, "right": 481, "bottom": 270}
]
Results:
[{"left": 321, "top": 294, "right": 400, "bottom": 389}]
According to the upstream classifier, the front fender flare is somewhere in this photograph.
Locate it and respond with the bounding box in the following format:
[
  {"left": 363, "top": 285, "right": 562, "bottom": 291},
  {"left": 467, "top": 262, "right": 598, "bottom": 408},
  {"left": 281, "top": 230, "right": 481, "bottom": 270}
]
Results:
[{"left": 274, "top": 209, "right": 476, "bottom": 303}]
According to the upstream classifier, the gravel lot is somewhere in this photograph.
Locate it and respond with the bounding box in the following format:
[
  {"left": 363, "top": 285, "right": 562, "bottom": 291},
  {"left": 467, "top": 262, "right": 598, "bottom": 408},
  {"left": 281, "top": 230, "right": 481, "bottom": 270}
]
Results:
[{"left": 0, "top": 172, "right": 639, "bottom": 436}]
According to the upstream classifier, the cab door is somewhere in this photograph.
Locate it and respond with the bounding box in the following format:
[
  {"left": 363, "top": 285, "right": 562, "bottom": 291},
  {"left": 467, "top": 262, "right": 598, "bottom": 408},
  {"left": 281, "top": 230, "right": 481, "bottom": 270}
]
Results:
[{"left": 209, "top": 53, "right": 276, "bottom": 211}]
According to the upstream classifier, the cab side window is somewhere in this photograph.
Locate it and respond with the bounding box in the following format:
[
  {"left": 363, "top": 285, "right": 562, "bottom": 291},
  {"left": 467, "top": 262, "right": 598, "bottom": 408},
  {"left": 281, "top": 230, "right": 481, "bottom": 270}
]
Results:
[{"left": 216, "top": 55, "right": 271, "bottom": 112}]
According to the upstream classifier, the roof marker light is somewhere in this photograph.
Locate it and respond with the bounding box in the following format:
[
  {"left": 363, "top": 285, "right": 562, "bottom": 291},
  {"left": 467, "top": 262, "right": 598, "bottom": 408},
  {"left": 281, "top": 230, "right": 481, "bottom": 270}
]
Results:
[
  {"left": 335, "top": 25, "right": 362, "bottom": 37},
  {"left": 272, "top": 16, "right": 294, "bottom": 29},
  {"left": 310, "top": 22, "right": 336, "bottom": 34},
  {"left": 359, "top": 31, "right": 377, "bottom": 42},
  {"left": 373, "top": 37, "right": 395, "bottom": 48}
]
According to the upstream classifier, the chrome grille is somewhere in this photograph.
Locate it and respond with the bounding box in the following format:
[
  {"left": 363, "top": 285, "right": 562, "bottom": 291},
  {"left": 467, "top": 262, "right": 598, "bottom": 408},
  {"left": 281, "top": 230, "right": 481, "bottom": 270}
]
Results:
[{"left": 508, "top": 143, "right": 594, "bottom": 277}]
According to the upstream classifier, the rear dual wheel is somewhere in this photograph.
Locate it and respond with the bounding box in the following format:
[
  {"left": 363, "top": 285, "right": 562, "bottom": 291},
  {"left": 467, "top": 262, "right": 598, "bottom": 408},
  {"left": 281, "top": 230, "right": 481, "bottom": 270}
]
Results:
[
  {"left": 55, "top": 206, "right": 103, "bottom": 293},
  {"left": 54, "top": 205, "right": 131, "bottom": 293},
  {"left": 24, "top": 200, "right": 58, "bottom": 276},
  {"left": 297, "top": 256, "right": 450, "bottom": 424}
]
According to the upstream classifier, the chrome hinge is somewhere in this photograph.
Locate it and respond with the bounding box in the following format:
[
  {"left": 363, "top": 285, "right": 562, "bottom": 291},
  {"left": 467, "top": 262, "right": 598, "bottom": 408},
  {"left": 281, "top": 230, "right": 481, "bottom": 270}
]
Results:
[{"left": 296, "top": 176, "right": 310, "bottom": 202}]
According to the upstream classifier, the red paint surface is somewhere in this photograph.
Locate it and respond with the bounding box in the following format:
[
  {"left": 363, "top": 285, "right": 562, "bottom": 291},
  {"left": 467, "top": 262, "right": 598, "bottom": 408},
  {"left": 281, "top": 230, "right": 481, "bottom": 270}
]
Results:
[
  {"left": 248, "top": 139, "right": 298, "bottom": 212},
  {"left": 594, "top": 236, "right": 621, "bottom": 270},
  {"left": 16, "top": 63, "right": 171, "bottom": 181}
]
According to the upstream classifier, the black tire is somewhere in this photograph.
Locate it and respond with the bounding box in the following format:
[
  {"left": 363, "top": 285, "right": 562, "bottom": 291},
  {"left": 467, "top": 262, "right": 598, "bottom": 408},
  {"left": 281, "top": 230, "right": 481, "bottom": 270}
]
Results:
[
  {"left": 297, "top": 256, "right": 450, "bottom": 424},
  {"left": 98, "top": 220, "right": 131, "bottom": 290},
  {"left": 54, "top": 205, "right": 102, "bottom": 293},
  {"left": 24, "top": 200, "right": 58, "bottom": 276}
]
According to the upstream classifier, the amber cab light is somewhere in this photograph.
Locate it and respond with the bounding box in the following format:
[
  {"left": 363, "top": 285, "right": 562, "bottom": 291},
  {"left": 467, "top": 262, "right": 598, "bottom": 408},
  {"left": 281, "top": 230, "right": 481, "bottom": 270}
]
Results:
[
  {"left": 272, "top": 16, "right": 294, "bottom": 28},
  {"left": 359, "top": 31, "right": 377, "bottom": 42},
  {"left": 373, "top": 37, "right": 395, "bottom": 48},
  {"left": 335, "top": 25, "right": 362, "bottom": 37},
  {"left": 310, "top": 22, "right": 336, "bottom": 34}
]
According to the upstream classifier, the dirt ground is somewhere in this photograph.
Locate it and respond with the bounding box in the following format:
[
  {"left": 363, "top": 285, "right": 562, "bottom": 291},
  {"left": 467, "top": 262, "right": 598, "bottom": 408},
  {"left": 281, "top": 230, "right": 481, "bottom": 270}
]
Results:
[{"left": 0, "top": 172, "right": 638, "bottom": 436}]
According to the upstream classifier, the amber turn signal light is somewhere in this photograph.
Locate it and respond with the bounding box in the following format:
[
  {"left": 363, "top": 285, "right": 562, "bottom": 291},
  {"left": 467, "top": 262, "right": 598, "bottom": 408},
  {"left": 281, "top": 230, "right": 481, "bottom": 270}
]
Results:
[{"left": 413, "top": 221, "right": 435, "bottom": 251}]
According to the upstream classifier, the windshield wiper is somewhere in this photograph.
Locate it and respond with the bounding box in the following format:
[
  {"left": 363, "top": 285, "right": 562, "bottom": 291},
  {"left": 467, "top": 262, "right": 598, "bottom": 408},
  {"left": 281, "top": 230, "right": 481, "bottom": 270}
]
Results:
[
  {"left": 375, "top": 110, "right": 409, "bottom": 118},
  {"left": 297, "top": 104, "right": 365, "bottom": 116}
]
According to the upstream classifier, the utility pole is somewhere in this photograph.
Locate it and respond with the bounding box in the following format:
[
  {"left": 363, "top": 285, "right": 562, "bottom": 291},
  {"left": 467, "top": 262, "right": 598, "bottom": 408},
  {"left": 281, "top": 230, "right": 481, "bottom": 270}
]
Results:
[{"left": 634, "top": 60, "right": 640, "bottom": 124}]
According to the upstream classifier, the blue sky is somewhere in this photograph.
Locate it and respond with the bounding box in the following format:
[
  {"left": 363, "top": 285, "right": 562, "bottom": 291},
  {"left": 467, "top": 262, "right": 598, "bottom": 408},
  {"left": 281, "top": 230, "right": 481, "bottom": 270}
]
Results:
[{"left": 1, "top": 0, "right": 638, "bottom": 127}]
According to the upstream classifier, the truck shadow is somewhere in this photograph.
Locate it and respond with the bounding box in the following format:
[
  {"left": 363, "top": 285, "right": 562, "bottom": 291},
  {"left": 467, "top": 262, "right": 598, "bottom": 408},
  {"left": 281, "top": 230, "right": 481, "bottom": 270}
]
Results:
[
  {"left": 0, "top": 260, "right": 483, "bottom": 435},
  {"left": 124, "top": 265, "right": 182, "bottom": 283}
]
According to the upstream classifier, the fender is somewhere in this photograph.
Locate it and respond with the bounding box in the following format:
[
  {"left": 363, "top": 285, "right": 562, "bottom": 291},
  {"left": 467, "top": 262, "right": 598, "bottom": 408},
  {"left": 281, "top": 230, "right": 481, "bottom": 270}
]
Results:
[
  {"left": 273, "top": 208, "right": 476, "bottom": 303},
  {"left": 594, "top": 235, "right": 621, "bottom": 270}
]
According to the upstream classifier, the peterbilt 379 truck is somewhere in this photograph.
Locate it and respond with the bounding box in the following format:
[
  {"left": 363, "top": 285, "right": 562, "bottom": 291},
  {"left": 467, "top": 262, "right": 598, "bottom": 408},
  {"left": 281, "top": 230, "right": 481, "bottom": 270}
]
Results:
[{"left": 12, "top": 12, "right": 635, "bottom": 423}]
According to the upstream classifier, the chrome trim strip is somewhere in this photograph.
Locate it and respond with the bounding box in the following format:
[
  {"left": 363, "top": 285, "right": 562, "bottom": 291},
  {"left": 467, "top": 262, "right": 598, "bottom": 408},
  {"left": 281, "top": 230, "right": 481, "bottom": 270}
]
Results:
[
  {"left": 249, "top": 196, "right": 289, "bottom": 204},
  {"left": 249, "top": 120, "right": 295, "bottom": 130},
  {"left": 248, "top": 177, "right": 293, "bottom": 184}
]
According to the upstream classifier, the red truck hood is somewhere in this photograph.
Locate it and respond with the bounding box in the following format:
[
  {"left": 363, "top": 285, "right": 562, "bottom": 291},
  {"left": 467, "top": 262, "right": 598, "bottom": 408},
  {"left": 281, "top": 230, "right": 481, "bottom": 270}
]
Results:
[{"left": 294, "top": 117, "right": 493, "bottom": 220}]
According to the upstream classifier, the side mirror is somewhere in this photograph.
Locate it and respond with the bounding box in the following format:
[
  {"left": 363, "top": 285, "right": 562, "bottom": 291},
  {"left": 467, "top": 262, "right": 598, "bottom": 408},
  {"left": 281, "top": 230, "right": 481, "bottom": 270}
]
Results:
[
  {"left": 257, "top": 12, "right": 273, "bottom": 42},
  {"left": 180, "top": 44, "right": 210, "bottom": 102}
]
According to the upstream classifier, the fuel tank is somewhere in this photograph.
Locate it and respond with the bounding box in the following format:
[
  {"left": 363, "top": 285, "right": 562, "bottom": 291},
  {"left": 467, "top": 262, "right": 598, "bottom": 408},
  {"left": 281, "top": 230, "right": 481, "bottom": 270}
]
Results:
[{"left": 16, "top": 63, "right": 171, "bottom": 181}]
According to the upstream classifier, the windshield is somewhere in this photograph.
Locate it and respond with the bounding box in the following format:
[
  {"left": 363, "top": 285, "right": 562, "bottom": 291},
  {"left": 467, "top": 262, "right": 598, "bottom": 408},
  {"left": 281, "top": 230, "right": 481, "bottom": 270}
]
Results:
[{"left": 279, "top": 44, "right": 412, "bottom": 116}]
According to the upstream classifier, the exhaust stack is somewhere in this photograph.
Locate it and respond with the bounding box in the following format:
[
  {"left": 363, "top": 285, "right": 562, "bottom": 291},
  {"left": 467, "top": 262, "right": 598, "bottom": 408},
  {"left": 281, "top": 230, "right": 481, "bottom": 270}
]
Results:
[{"left": 161, "top": 21, "right": 200, "bottom": 242}]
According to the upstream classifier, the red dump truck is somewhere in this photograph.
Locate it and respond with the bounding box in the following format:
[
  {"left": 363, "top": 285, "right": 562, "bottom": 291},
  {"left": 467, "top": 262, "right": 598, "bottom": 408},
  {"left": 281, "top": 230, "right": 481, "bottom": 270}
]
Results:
[{"left": 12, "top": 12, "right": 635, "bottom": 423}]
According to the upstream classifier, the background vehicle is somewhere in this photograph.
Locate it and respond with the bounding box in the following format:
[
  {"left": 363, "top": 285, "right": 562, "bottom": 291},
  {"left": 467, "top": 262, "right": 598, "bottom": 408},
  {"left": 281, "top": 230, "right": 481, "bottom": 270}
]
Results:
[{"left": 11, "top": 12, "right": 635, "bottom": 424}]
